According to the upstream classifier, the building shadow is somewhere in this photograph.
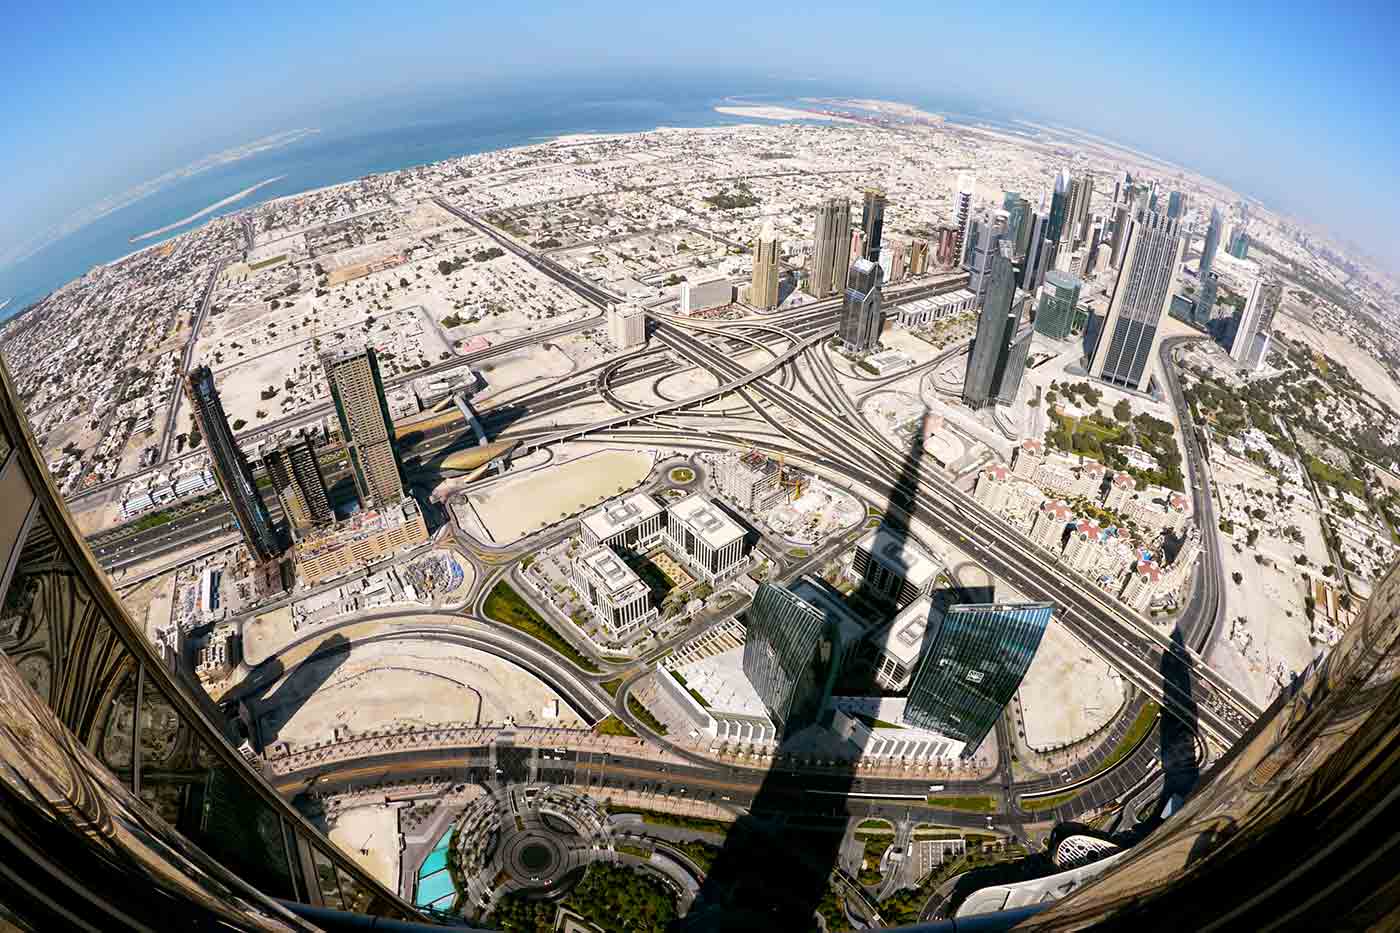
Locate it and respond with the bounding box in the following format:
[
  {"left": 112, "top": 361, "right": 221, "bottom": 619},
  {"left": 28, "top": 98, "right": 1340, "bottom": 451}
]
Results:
[
  {"left": 1157, "top": 626, "right": 1202, "bottom": 809},
  {"left": 683, "top": 415, "right": 930, "bottom": 931},
  {"left": 244, "top": 632, "right": 351, "bottom": 750}
]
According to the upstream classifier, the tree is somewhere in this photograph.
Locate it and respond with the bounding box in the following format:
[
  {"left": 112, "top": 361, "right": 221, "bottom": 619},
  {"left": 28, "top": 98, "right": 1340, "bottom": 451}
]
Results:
[
  {"left": 1231, "top": 571, "right": 1243, "bottom": 585},
  {"left": 1113, "top": 399, "right": 1132, "bottom": 421},
  {"left": 399, "top": 277, "right": 409, "bottom": 288}
]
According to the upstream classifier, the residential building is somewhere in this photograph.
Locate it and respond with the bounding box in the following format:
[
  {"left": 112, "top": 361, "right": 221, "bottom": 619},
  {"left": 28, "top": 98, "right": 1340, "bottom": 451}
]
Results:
[
  {"left": 184, "top": 365, "right": 281, "bottom": 562},
  {"left": 679, "top": 276, "right": 733, "bottom": 314},
  {"left": 861, "top": 187, "right": 887, "bottom": 263},
  {"left": 1066, "top": 173, "right": 1095, "bottom": 248},
  {"left": 807, "top": 197, "right": 852, "bottom": 299},
  {"left": 848, "top": 526, "right": 942, "bottom": 609},
  {"left": 1035, "top": 270, "right": 1083, "bottom": 341},
  {"left": 607, "top": 301, "right": 646, "bottom": 349},
  {"left": 579, "top": 492, "right": 665, "bottom": 553},
  {"left": 572, "top": 545, "right": 658, "bottom": 640},
  {"left": 838, "top": 258, "right": 884, "bottom": 353},
  {"left": 902, "top": 601, "right": 1054, "bottom": 752},
  {"left": 951, "top": 174, "right": 975, "bottom": 265},
  {"left": 1063, "top": 518, "right": 1107, "bottom": 574},
  {"left": 1121, "top": 559, "right": 1164, "bottom": 612},
  {"left": 1012, "top": 438, "right": 1046, "bottom": 479},
  {"left": 908, "top": 238, "right": 930, "bottom": 276},
  {"left": 665, "top": 493, "right": 749, "bottom": 585},
  {"left": 1030, "top": 499, "right": 1073, "bottom": 551},
  {"left": 936, "top": 225, "right": 959, "bottom": 268},
  {"left": 294, "top": 498, "right": 429, "bottom": 585},
  {"left": 1086, "top": 209, "right": 1185, "bottom": 391},
  {"left": 716, "top": 449, "right": 786, "bottom": 512},
  {"left": 974, "top": 462, "right": 1013, "bottom": 512},
  {"left": 321, "top": 344, "right": 404, "bottom": 508},
  {"left": 263, "top": 431, "right": 332, "bottom": 536},
  {"left": 1105, "top": 471, "right": 1137, "bottom": 512},
  {"left": 750, "top": 219, "right": 781, "bottom": 310},
  {"left": 742, "top": 580, "right": 858, "bottom": 732}
]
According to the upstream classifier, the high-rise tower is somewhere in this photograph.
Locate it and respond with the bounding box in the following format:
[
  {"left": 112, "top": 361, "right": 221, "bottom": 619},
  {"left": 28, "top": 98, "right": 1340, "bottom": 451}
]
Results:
[
  {"left": 742, "top": 582, "right": 853, "bottom": 733},
  {"left": 860, "top": 188, "right": 886, "bottom": 263},
  {"left": 952, "top": 173, "right": 976, "bottom": 266},
  {"left": 837, "top": 258, "right": 884, "bottom": 353},
  {"left": 962, "top": 242, "right": 1027, "bottom": 410},
  {"left": 903, "top": 601, "right": 1053, "bottom": 752},
  {"left": 1003, "top": 192, "right": 1032, "bottom": 259},
  {"left": 965, "top": 211, "right": 1009, "bottom": 307},
  {"left": 750, "top": 219, "right": 781, "bottom": 310},
  {"left": 1200, "top": 205, "right": 1224, "bottom": 276},
  {"left": 320, "top": 344, "right": 404, "bottom": 508},
  {"left": 807, "top": 197, "right": 852, "bottom": 299},
  {"left": 184, "top": 365, "right": 281, "bottom": 561},
  {"left": 1066, "top": 173, "right": 1094, "bottom": 248},
  {"left": 1087, "top": 208, "right": 1185, "bottom": 391},
  {"left": 1167, "top": 190, "right": 1187, "bottom": 220},
  {"left": 1034, "top": 270, "right": 1084, "bottom": 341},
  {"left": 1231, "top": 278, "right": 1283, "bottom": 369},
  {"left": 263, "top": 431, "right": 333, "bottom": 535}
]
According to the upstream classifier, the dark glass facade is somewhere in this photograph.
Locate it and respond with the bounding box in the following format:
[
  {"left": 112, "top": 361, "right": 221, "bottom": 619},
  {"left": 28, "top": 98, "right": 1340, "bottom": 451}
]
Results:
[
  {"left": 0, "top": 360, "right": 421, "bottom": 928},
  {"left": 903, "top": 602, "right": 1052, "bottom": 750},
  {"left": 742, "top": 583, "right": 846, "bottom": 733}
]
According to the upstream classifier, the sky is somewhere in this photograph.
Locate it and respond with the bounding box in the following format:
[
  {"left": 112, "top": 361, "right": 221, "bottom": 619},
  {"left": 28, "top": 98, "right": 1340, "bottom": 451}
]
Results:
[{"left": 3, "top": 0, "right": 1399, "bottom": 275}]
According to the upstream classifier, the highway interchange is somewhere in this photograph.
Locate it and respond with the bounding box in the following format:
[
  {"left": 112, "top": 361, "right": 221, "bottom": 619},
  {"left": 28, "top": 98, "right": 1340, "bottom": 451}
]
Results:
[{"left": 99, "top": 199, "right": 1264, "bottom": 850}]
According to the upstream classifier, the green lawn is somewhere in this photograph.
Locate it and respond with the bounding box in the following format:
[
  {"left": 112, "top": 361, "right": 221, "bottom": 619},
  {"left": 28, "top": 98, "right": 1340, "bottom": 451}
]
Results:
[
  {"left": 1020, "top": 790, "right": 1080, "bottom": 812},
  {"left": 605, "top": 806, "right": 732, "bottom": 835},
  {"left": 669, "top": 467, "right": 695, "bottom": 483},
  {"left": 482, "top": 581, "right": 600, "bottom": 672},
  {"left": 857, "top": 818, "right": 892, "bottom": 831},
  {"left": 925, "top": 794, "right": 997, "bottom": 813},
  {"left": 1096, "top": 701, "right": 1160, "bottom": 774},
  {"left": 627, "top": 696, "right": 669, "bottom": 734},
  {"left": 599, "top": 678, "right": 624, "bottom": 698},
  {"left": 595, "top": 715, "right": 636, "bottom": 737}
]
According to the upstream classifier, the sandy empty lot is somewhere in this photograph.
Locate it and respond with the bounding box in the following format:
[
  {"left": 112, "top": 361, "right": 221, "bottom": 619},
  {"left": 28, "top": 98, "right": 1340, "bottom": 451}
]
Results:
[
  {"left": 1018, "top": 620, "right": 1126, "bottom": 749},
  {"left": 464, "top": 448, "right": 654, "bottom": 544}
]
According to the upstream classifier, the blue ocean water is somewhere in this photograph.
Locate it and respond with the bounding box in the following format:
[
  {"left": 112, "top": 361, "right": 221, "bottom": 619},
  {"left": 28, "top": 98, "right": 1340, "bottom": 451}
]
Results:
[{"left": 0, "top": 79, "right": 1008, "bottom": 319}]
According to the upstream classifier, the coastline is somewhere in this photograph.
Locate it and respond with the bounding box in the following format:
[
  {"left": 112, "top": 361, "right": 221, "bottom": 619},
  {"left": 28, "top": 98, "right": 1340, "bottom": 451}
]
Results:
[{"left": 129, "top": 175, "right": 286, "bottom": 243}]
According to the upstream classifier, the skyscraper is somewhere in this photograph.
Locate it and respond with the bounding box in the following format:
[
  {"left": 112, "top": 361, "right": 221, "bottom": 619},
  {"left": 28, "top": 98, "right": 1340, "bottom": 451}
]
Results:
[
  {"left": 1046, "top": 170, "right": 1072, "bottom": 256},
  {"left": 903, "top": 601, "right": 1053, "bottom": 752},
  {"left": 962, "top": 242, "right": 1024, "bottom": 410},
  {"left": 1109, "top": 204, "right": 1132, "bottom": 269},
  {"left": 837, "top": 258, "right": 884, "bottom": 353},
  {"left": 742, "top": 582, "right": 851, "bottom": 733},
  {"left": 264, "top": 431, "right": 333, "bottom": 535},
  {"left": 1066, "top": 172, "right": 1094, "bottom": 247},
  {"left": 995, "top": 312, "right": 1034, "bottom": 407},
  {"left": 806, "top": 197, "right": 851, "bottom": 299},
  {"left": 1003, "top": 191, "right": 1031, "bottom": 259},
  {"left": 1228, "top": 226, "right": 1251, "bottom": 259},
  {"left": 1195, "top": 270, "right": 1219, "bottom": 325},
  {"left": 1034, "top": 270, "right": 1084, "bottom": 341},
  {"left": 750, "top": 219, "right": 780, "bottom": 310},
  {"left": 184, "top": 365, "right": 281, "bottom": 562},
  {"left": 1167, "top": 190, "right": 1187, "bottom": 220},
  {"left": 1087, "top": 208, "right": 1185, "bottom": 391},
  {"left": 860, "top": 187, "right": 886, "bottom": 262},
  {"left": 321, "top": 344, "right": 404, "bottom": 508},
  {"left": 965, "top": 211, "right": 1009, "bottom": 307},
  {"left": 952, "top": 173, "right": 975, "bottom": 266},
  {"left": 1200, "top": 205, "right": 1224, "bottom": 276},
  {"left": 1231, "top": 278, "right": 1283, "bottom": 368}
]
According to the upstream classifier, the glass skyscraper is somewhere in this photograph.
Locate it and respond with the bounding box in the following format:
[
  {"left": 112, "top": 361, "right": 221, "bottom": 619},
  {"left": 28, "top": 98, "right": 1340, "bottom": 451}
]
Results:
[
  {"left": 903, "top": 602, "right": 1053, "bottom": 751},
  {"left": 1034, "top": 270, "right": 1084, "bottom": 341},
  {"left": 742, "top": 582, "right": 851, "bottom": 733},
  {"left": 837, "top": 258, "right": 884, "bottom": 353},
  {"left": 1087, "top": 209, "right": 1184, "bottom": 391}
]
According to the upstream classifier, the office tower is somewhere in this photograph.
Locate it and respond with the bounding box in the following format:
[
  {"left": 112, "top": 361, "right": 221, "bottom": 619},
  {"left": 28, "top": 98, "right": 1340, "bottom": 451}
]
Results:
[
  {"left": 1231, "top": 278, "right": 1283, "bottom": 367},
  {"left": 572, "top": 545, "right": 658, "bottom": 640},
  {"left": 952, "top": 173, "right": 975, "bottom": 265},
  {"left": 321, "top": 344, "right": 404, "bottom": 508},
  {"left": 1167, "top": 190, "right": 1187, "bottom": 219},
  {"left": 1110, "top": 203, "right": 1132, "bottom": 269},
  {"left": 1020, "top": 208, "right": 1049, "bottom": 290},
  {"left": 1200, "top": 205, "right": 1223, "bottom": 275},
  {"left": 264, "top": 431, "right": 332, "bottom": 535},
  {"left": 184, "top": 365, "right": 281, "bottom": 562},
  {"left": 1034, "top": 270, "right": 1084, "bottom": 340},
  {"left": 838, "top": 258, "right": 884, "bottom": 353},
  {"left": 1003, "top": 192, "right": 1031, "bottom": 259},
  {"left": 1113, "top": 179, "right": 1122, "bottom": 204},
  {"left": 903, "top": 601, "right": 1053, "bottom": 751},
  {"left": 1046, "top": 170, "right": 1072, "bottom": 255},
  {"left": 860, "top": 187, "right": 886, "bottom": 262},
  {"left": 664, "top": 493, "right": 749, "bottom": 585},
  {"left": 750, "top": 219, "right": 780, "bottom": 310},
  {"left": 995, "top": 311, "right": 1034, "bottom": 406},
  {"left": 742, "top": 582, "right": 851, "bottom": 732},
  {"left": 965, "top": 211, "right": 1008, "bottom": 307},
  {"left": 607, "top": 300, "right": 646, "bottom": 348},
  {"left": 935, "top": 225, "right": 958, "bottom": 267},
  {"left": 849, "top": 526, "right": 941, "bottom": 608},
  {"left": 1228, "top": 226, "right": 1251, "bottom": 259},
  {"left": 0, "top": 360, "right": 422, "bottom": 926},
  {"left": 806, "top": 197, "right": 852, "bottom": 298},
  {"left": 1087, "top": 209, "right": 1186, "bottom": 391},
  {"left": 963, "top": 242, "right": 1023, "bottom": 410},
  {"left": 1195, "top": 270, "right": 1219, "bottom": 324},
  {"left": 1066, "top": 173, "right": 1094, "bottom": 247}
]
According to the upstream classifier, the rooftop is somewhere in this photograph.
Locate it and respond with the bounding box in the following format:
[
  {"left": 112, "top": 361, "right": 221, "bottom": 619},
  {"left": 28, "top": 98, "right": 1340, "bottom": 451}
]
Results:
[
  {"left": 296, "top": 497, "right": 420, "bottom": 559},
  {"left": 788, "top": 576, "right": 869, "bottom": 641},
  {"left": 874, "top": 595, "right": 933, "bottom": 666},
  {"left": 576, "top": 545, "right": 649, "bottom": 600},
  {"left": 855, "top": 527, "right": 942, "bottom": 587},
  {"left": 579, "top": 492, "right": 663, "bottom": 540},
  {"left": 668, "top": 493, "right": 746, "bottom": 549}
]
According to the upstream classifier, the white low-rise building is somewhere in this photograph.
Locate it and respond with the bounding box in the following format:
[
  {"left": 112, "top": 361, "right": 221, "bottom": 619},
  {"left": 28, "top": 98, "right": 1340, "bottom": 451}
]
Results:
[
  {"left": 665, "top": 493, "right": 750, "bottom": 585},
  {"left": 579, "top": 492, "right": 665, "bottom": 552},
  {"left": 572, "top": 545, "right": 657, "bottom": 639}
]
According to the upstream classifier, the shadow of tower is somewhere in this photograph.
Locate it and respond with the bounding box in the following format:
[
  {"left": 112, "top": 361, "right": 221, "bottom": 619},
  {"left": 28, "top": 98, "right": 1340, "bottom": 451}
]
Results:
[
  {"left": 1157, "top": 626, "right": 1202, "bottom": 809},
  {"left": 683, "top": 413, "right": 931, "bottom": 931}
]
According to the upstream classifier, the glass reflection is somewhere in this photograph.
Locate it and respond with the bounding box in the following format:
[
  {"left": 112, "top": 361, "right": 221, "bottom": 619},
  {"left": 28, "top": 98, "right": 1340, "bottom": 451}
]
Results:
[{"left": 312, "top": 846, "right": 345, "bottom": 910}]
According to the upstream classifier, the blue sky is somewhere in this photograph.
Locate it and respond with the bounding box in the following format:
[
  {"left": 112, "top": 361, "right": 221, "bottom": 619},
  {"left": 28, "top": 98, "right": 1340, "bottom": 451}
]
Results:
[{"left": 3, "top": 0, "right": 1399, "bottom": 274}]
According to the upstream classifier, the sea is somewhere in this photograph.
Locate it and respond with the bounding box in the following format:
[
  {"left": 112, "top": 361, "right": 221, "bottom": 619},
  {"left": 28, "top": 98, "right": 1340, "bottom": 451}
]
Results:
[{"left": 0, "top": 77, "right": 1022, "bottom": 320}]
